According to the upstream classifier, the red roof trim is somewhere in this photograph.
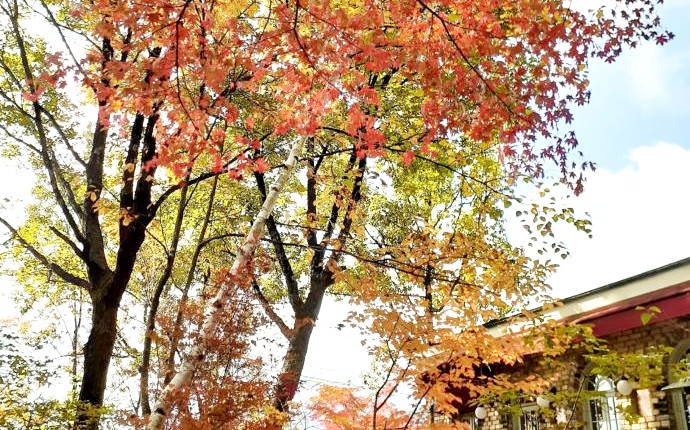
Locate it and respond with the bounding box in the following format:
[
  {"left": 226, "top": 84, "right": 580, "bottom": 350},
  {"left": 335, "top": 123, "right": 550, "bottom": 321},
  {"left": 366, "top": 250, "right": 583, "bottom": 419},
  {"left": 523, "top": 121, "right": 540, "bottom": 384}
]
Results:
[
  {"left": 568, "top": 281, "right": 690, "bottom": 337},
  {"left": 570, "top": 280, "right": 690, "bottom": 324}
]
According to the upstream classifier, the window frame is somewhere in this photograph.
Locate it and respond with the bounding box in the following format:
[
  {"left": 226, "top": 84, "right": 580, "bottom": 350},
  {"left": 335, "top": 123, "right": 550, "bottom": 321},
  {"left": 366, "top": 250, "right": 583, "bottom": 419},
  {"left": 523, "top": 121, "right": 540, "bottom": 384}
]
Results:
[
  {"left": 584, "top": 374, "right": 623, "bottom": 430},
  {"left": 511, "top": 402, "right": 543, "bottom": 430}
]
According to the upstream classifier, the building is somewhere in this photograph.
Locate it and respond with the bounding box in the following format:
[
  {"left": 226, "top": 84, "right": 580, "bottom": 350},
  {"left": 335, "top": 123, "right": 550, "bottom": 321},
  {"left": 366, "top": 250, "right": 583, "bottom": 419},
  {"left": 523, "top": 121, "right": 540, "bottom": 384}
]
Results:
[{"left": 461, "top": 258, "right": 690, "bottom": 430}]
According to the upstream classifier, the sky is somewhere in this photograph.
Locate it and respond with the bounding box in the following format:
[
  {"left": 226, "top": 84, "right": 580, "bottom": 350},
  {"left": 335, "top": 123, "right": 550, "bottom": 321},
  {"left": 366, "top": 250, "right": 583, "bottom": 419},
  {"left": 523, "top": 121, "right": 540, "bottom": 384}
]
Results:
[
  {"left": 542, "top": 0, "right": 690, "bottom": 295},
  {"left": 1, "top": 0, "right": 690, "bottom": 419}
]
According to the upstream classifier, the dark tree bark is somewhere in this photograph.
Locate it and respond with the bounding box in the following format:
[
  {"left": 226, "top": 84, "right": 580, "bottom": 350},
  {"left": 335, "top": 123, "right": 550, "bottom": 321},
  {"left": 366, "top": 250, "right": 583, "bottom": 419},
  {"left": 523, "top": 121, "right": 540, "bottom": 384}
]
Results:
[
  {"left": 75, "top": 108, "right": 159, "bottom": 429},
  {"left": 273, "top": 276, "right": 330, "bottom": 411},
  {"left": 252, "top": 145, "right": 367, "bottom": 411},
  {"left": 77, "top": 298, "right": 119, "bottom": 428}
]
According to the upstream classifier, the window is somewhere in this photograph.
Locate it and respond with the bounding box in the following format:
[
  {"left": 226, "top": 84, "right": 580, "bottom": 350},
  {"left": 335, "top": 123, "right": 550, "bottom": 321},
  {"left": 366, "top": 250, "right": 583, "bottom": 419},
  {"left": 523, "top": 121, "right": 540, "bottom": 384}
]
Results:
[
  {"left": 666, "top": 340, "right": 690, "bottom": 430},
  {"left": 586, "top": 375, "right": 623, "bottom": 430},
  {"left": 509, "top": 403, "right": 543, "bottom": 430},
  {"left": 519, "top": 404, "right": 541, "bottom": 430}
]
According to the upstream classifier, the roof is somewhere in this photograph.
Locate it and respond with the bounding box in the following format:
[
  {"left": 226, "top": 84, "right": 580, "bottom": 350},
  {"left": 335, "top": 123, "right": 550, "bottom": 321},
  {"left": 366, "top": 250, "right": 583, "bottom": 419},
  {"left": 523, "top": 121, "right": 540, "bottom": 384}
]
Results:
[{"left": 487, "top": 257, "right": 690, "bottom": 336}]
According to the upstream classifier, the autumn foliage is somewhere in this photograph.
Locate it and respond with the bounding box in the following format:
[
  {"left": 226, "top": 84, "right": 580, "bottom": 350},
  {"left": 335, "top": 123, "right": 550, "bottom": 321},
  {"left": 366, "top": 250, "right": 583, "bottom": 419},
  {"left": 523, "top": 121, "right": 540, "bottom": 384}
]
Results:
[
  {"left": 47, "top": 0, "right": 671, "bottom": 184},
  {"left": 0, "top": 0, "right": 674, "bottom": 428},
  {"left": 148, "top": 280, "right": 270, "bottom": 429},
  {"left": 309, "top": 385, "right": 418, "bottom": 430}
]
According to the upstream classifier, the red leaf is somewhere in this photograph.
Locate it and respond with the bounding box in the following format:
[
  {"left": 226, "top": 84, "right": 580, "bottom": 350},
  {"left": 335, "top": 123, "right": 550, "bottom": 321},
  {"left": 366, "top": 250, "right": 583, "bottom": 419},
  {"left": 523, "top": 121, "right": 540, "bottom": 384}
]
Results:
[
  {"left": 254, "top": 157, "right": 269, "bottom": 174},
  {"left": 402, "top": 150, "right": 415, "bottom": 166}
]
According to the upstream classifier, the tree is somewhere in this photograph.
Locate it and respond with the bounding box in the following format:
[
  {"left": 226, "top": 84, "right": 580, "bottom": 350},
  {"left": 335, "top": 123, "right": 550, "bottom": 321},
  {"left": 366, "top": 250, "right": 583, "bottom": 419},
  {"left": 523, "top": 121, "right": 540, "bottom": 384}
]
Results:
[
  {"left": 0, "top": 0, "right": 274, "bottom": 426},
  {"left": 0, "top": 0, "right": 672, "bottom": 428},
  {"left": 148, "top": 0, "right": 669, "bottom": 421},
  {"left": 309, "top": 385, "right": 424, "bottom": 430}
]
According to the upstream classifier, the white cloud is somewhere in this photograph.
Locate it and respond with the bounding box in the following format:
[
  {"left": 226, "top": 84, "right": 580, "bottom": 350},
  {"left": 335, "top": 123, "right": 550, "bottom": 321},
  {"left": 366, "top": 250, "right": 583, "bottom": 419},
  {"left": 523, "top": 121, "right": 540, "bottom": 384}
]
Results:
[
  {"left": 625, "top": 44, "right": 690, "bottom": 110},
  {"left": 543, "top": 142, "right": 690, "bottom": 297},
  {"left": 620, "top": 0, "right": 690, "bottom": 111}
]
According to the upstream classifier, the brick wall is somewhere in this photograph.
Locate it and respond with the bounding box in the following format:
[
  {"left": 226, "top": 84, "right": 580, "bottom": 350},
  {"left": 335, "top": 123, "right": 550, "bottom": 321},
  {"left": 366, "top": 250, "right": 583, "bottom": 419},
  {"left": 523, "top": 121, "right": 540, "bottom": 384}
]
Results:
[{"left": 467, "top": 317, "right": 690, "bottom": 430}]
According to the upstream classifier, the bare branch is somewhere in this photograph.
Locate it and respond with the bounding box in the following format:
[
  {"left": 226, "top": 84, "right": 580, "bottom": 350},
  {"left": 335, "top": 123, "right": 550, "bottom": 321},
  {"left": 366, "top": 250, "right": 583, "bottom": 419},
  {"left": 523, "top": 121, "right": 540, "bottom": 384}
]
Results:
[
  {"left": 254, "top": 169, "right": 303, "bottom": 312},
  {"left": 252, "top": 280, "right": 294, "bottom": 339}
]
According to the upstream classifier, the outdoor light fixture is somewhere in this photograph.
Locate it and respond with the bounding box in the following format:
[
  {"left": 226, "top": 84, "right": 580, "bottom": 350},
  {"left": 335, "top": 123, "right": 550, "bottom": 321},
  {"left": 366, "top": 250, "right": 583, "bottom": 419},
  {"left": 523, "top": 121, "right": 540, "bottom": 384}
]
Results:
[
  {"left": 616, "top": 379, "right": 634, "bottom": 395},
  {"left": 475, "top": 406, "right": 488, "bottom": 420},
  {"left": 536, "top": 395, "right": 550, "bottom": 408}
]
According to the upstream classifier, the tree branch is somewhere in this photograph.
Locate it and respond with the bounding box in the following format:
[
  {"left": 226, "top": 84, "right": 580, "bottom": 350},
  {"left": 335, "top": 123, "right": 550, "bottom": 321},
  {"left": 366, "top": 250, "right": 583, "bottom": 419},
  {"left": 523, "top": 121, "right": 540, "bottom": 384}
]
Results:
[
  {"left": 0, "top": 121, "right": 41, "bottom": 155},
  {"left": 254, "top": 169, "right": 303, "bottom": 312},
  {"left": 120, "top": 113, "right": 145, "bottom": 210},
  {"left": 416, "top": 0, "right": 517, "bottom": 118},
  {"left": 140, "top": 176, "right": 189, "bottom": 415},
  {"left": 321, "top": 155, "right": 367, "bottom": 279},
  {"left": 148, "top": 137, "right": 305, "bottom": 430},
  {"left": 164, "top": 175, "right": 219, "bottom": 386},
  {"left": 46, "top": 145, "right": 85, "bottom": 220},
  {"left": 0, "top": 216, "right": 90, "bottom": 290},
  {"left": 8, "top": 9, "right": 85, "bottom": 245},
  {"left": 49, "top": 226, "right": 85, "bottom": 260},
  {"left": 310, "top": 148, "right": 358, "bottom": 278},
  {"left": 306, "top": 137, "right": 318, "bottom": 248},
  {"left": 252, "top": 280, "right": 294, "bottom": 339},
  {"left": 37, "top": 105, "right": 87, "bottom": 168},
  {"left": 150, "top": 147, "right": 251, "bottom": 214},
  {"left": 37, "top": 0, "right": 88, "bottom": 79}
]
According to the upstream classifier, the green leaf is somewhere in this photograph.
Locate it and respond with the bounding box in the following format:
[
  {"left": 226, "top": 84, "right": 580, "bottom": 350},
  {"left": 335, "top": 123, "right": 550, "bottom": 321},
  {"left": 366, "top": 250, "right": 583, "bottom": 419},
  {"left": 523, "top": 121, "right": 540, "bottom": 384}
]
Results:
[{"left": 640, "top": 313, "right": 653, "bottom": 326}]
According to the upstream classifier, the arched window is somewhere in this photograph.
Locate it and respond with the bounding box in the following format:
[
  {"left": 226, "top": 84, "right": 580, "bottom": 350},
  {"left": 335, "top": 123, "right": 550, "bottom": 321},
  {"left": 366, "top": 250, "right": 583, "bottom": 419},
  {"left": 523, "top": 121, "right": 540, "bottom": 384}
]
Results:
[
  {"left": 585, "top": 375, "right": 623, "bottom": 430},
  {"left": 665, "top": 340, "right": 690, "bottom": 430}
]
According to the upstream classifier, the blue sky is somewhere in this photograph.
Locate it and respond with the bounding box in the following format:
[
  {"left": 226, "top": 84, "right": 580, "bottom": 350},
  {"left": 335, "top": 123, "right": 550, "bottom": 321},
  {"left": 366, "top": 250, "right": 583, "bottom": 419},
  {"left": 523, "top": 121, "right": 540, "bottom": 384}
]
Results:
[
  {"left": 573, "top": 0, "right": 690, "bottom": 170},
  {"left": 535, "top": 0, "right": 690, "bottom": 295}
]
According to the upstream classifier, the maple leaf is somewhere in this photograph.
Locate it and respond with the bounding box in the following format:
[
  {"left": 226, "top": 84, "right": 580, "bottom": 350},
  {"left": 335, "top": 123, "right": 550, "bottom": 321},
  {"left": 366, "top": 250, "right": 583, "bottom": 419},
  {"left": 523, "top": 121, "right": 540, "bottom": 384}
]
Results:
[
  {"left": 402, "top": 150, "right": 416, "bottom": 166},
  {"left": 254, "top": 157, "right": 269, "bottom": 174}
]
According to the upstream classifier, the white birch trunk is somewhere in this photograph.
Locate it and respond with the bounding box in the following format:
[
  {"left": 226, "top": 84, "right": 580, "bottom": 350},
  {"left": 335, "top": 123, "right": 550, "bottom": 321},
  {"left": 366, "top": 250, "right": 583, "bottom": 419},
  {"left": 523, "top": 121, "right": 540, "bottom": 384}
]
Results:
[{"left": 147, "top": 137, "right": 305, "bottom": 430}]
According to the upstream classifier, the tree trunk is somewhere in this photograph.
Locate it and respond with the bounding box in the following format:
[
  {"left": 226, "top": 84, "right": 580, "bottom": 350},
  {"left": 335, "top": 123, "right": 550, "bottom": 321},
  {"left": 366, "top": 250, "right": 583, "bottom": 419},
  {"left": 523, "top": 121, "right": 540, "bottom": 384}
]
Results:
[
  {"left": 76, "top": 297, "right": 120, "bottom": 430},
  {"left": 274, "top": 314, "right": 318, "bottom": 411},
  {"left": 272, "top": 153, "right": 366, "bottom": 411},
  {"left": 140, "top": 180, "right": 189, "bottom": 415},
  {"left": 274, "top": 276, "right": 330, "bottom": 411}
]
